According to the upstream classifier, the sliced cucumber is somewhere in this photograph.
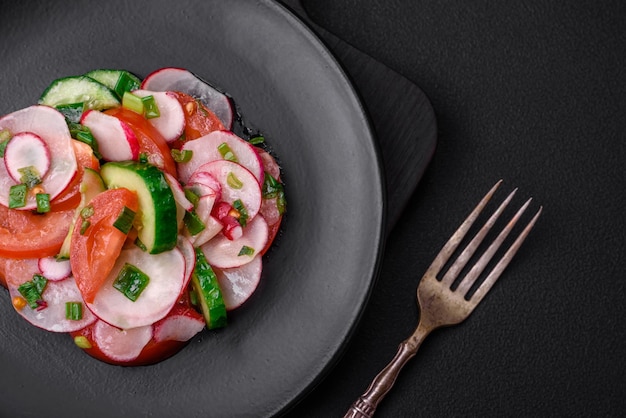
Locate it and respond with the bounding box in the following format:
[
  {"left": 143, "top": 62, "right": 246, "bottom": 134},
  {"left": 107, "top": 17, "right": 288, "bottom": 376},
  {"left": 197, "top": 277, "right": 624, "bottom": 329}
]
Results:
[
  {"left": 58, "top": 167, "right": 106, "bottom": 259},
  {"left": 191, "top": 248, "right": 227, "bottom": 329},
  {"left": 85, "top": 69, "right": 142, "bottom": 100},
  {"left": 39, "top": 75, "right": 120, "bottom": 110},
  {"left": 100, "top": 161, "right": 178, "bottom": 254}
]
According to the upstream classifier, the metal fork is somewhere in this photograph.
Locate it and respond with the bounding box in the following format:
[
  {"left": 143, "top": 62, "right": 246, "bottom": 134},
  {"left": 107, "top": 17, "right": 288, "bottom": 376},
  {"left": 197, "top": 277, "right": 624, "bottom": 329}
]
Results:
[{"left": 344, "top": 180, "right": 542, "bottom": 418}]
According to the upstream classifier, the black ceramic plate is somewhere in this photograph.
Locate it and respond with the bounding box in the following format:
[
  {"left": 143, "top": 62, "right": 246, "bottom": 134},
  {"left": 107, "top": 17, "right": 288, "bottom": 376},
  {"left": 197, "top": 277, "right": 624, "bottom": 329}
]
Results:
[{"left": 0, "top": 0, "right": 384, "bottom": 417}]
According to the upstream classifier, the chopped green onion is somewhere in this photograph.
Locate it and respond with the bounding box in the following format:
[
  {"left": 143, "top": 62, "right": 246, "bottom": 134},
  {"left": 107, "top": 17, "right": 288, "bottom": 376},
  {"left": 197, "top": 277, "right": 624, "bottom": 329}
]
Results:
[
  {"left": 134, "top": 237, "right": 148, "bottom": 252},
  {"left": 184, "top": 210, "right": 206, "bottom": 236},
  {"left": 238, "top": 245, "right": 255, "bottom": 257},
  {"left": 65, "top": 301, "right": 83, "bottom": 320},
  {"left": 217, "top": 142, "right": 238, "bottom": 162},
  {"left": 18, "top": 166, "right": 42, "bottom": 188},
  {"left": 113, "top": 206, "right": 136, "bottom": 234},
  {"left": 249, "top": 135, "right": 265, "bottom": 145},
  {"left": 68, "top": 122, "right": 101, "bottom": 159},
  {"left": 262, "top": 172, "right": 286, "bottom": 215},
  {"left": 18, "top": 274, "right": 48, "bottom": 310},
  {"left": 141, "top": 95, "right": 160, "bottom": 119},
  {"left": 114, "top": 72, "right": 141, "bottom": 99},
  {"left": 80, "top": 205, "right": 94, "bottom": 219},
  {"left": 36, "top": 193, "right": 50, "bottom": 213},
  {"left": 73, "top": 335, "right": 92, "bottom": 349},
  {"left": 122, "top": 91, "right": 144, "bottom": 115},
  {"left": 232, "top": 199, "right": 248, "bottom": 227},
  {"left": 171, "top": 149, "right": 193, "bottom": 163},
  {"left": 9, "top": 184, "right": 27, "bottom": 209},
  {"left": 56, "top": 102, "right": 85, "bottom": 124},
  {"left": 79, "top": 220, "right": 91, "bottom": 235},
  {"left": 113, "top": 263, "right": 150, "bottom": 302},
  {"left": 227, "top": 172, "right": 243, "bottom": 189},
  {"left": 184, "top": 188, "right": 200, "bottom": 207},
  {"left": 138, "top": 152, "right": 149, "bottom": 163},
  {"left": 0, "top": 129, "right": 12, "bottom": 157}
]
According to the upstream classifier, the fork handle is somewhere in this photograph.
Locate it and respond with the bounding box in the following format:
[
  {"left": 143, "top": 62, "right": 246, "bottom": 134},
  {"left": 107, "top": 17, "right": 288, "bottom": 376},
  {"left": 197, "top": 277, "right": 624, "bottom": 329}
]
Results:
[{"left": 343, "top": 324, "right": 430, "bottom": 417}]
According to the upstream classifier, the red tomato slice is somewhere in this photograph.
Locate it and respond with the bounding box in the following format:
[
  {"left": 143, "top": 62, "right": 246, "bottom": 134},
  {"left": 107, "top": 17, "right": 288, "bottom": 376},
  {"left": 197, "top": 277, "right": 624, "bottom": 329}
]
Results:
[
  {"left": 50, "top": 140, "right": 100, "bottom": 212},
  {"left": 170, "top": 91, "right": 225, "bottom": 143},
  {"left": 70, "top": 188, "right": 139, "bottom": 303},
  {"left": 104, "top": 107, "right": 177, "bottom": 178}
]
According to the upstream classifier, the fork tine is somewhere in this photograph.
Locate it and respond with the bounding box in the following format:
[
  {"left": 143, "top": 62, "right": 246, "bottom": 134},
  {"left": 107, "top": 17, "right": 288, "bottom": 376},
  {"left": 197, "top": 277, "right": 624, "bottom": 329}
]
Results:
[
  {"left": 464, "top": 205, "right": 542, "bottom": 306},
  {"left": 426, "top": 180, "right": 503, "bottom": 277},
  {"left": 456, "top": 197, "right": 533, "bottom": 296},
  {"left": 440, "top": 188, "right": 517, "bottom": 286}
]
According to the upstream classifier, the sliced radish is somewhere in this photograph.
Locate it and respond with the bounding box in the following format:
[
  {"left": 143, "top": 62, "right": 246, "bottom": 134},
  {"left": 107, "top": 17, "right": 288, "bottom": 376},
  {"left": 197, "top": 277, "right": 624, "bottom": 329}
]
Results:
[
  {"left": 178, "top": 130, "right": 264, "bottom": 184},
  {"left": 190, "top": 160, "right": 262, "bottom": 221},
  {"left": 164, "top": 171, "right": 193, "bottom": 212},
  {"left": 81, "top": 110, "right": 139, "bottom": 161},
  {"left": 186, "top": 193, "right": 224, "bottom": 247},
  {"left": 132, "top": 90, "right": 185, "bottom": 143},
  {"left": 185, "top": 170, "right": 222, "bottom": 198},
  {"left": 214, "top": 255, "right": 262, "bottom": 311},
  {"left": 3, "top": 132, "right": 51, "bottom": 183},
  {"left": 0, "top": 105, "right": 78, "bottom": 210},
  {"left": 38, "top": 256, "right": 71, "bottom": 281},
  {"left": 8, "top": 276, "right": 97, "bottom": 332},
  {"left": 92, "top": 320, "right": 153, "bottom": 362},
  {"left": 87, "top": 246, "right": 186, "bottom": 329},
  {"left": 141, "top": 67, "right": 234, "bottom": 129},
  {"left": 177, "top": 235, "right": 196, "bottom": 291},
  {"left": 153, "top": 304, "right": 205, "bottom": 343},
  {"left": 257, "top": 148, "right": 281, "bottom": 181},
  {"left": 201, "top": 214, "right": 269, "bottom": 268}
]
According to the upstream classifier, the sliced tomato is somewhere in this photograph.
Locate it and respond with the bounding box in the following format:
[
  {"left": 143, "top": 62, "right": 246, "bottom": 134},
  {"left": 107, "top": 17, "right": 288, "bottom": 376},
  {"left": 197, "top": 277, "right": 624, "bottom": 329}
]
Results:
[
  {"left": 104, "top": 107, "right": 177, "bottom": 177},
  {"left": 170, "top": 91, "right": 225, "bottom": 144},
  {"left": 50, "top": 140, "right": 101, "bottom": 212},
  {"left": 70, "top": 188, "right": 139, "bottom": 303}
]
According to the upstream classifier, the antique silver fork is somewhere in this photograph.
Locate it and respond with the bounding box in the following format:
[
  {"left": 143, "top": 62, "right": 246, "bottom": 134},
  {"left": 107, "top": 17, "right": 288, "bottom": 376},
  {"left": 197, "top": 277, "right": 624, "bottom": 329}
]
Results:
[{"left": 344, "top": 180, "right": 542, "bottom": 417}]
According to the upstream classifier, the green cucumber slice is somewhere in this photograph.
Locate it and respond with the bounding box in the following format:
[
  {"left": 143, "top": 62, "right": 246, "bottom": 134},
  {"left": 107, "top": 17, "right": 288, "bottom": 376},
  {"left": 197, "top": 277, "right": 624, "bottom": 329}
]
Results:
[
  {"left": 58, "top": 167, "right": 106, "bottom": 259},
  {"left": 100, "top": 161, "right": 178, "bottom": 254},
  {"left": 39, "top": 75, "right": 120, "bottom": 111},
  {"left": 191, "top": 248, "right": 227, "bottom": 329},
  {"left": 84, "top": 69, "right": 142, "bottom": 99}
]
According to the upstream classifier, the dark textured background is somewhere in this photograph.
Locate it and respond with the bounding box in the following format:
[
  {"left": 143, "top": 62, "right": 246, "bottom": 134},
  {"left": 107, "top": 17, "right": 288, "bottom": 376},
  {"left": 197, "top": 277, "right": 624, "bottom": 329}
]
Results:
[{"left": 283, "top": 0, "right": 625, "bottom": 416}]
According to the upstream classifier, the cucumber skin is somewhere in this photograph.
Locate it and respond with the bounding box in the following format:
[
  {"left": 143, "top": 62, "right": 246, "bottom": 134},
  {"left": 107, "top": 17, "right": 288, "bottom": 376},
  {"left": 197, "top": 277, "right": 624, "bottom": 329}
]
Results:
[
  {"left": 100, "top": 161, "right": 178, "bottom": 254},
  {"left": 39, "top": 76, "right": 120, "bottom": 110},
  {"left": 192, "top": 248, "right": 227, "bottom": 329}
]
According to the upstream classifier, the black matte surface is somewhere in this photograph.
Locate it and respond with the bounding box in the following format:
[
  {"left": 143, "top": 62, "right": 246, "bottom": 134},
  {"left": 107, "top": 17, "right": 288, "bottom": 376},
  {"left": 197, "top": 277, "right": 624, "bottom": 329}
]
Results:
[
  {"left": 284, "top": 1, "right": 626, "bottom": 417},
  {"left": 0, "top": 1, "right": 388, "bottom": 417}
]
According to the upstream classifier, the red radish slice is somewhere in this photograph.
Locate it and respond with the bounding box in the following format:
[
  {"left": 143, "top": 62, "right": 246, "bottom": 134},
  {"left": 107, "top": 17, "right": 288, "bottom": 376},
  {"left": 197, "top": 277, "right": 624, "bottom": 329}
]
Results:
[
  {"left": 0, "top": 105, "right": 77, "bottom": 210},
  {"left": 141, "top": 67, "right": 234, "bottom": 129},
  {"left": 201, "top": 214, "right": 269, "bottom": 268},
  {"left": 3, "top": 132, "right": 51, "bottom": 183},
  {"left": 132, "top": 90, "right": 185, "bottom": 143},
  {"left": 185, "top": 171, "right": 222, "bottom": 199},
  {"left": 92, "top": 320, "right": 153, "bottom": 362},
  {"left": 38, "top": 256, "right": 71, "bottom": 281},
  {"left": 87, "top": 246, "right": 186, "bottom": 329},
  {"left": 214, "top": 255, "right": 262, "bottom": 311},
  {"left": 164, "top": 172, "right": 193, "bottom": 212},
  {"left": 190, "top": 160, "right": 262, "bottom": 221},
  {"left": 257, "top": 148, "right": 281, "bottom": 181},
  {"left": 153, "top": 304, "right": 205, "bottom": 343},
  {"left": 177, "top": 235, "right": 195, "bottom": 291},
  {"left": 81, "top": 110, "right": 139, "bottom": 161},
  {"left": 186, "top": 194, "right": 223, "bottom": 247},
  {"left": 178, "top": 130, "right": 264, "bottom": 184},
  {"left": 8, "top": 276, "right": 97, "bottom": 332}
]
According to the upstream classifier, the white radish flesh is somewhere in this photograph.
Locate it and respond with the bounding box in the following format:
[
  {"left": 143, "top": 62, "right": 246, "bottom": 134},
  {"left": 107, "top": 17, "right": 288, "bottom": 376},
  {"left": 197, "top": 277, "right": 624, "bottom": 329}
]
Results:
[
  {"left": 153, "top": 305, "right": 205, "bottom": 342},
  {"left": 87, "top": 246, "right": 186, "bottom": 329},
  {"left": 8, "top": 276, "right": 97, "bottom": 332},
  {"left": 178, "top": 130, "right": 264, "bottom": 184},
  {"left": 201, "top": 214, "right": 269, "bottom": 268},
  {"left": 81, "top": 110, "right": 139, "bottom": 161},
  {"left": 92, "top": 320, "right": 153, "bottom": 362},
  {"left": 190, "top": 160, "right": 262, "bottom": 221},
  {"left": 3, "top": 132, "right": 51, "bottom": 183},
  {"left": 214, "top": 255, "right": 262, "bottom": 311},
  {"left": 0, "top": 106, "right": 78, "bottom": 210},
  {"left": 132, "top": 90, "right": 185, "bottom": 143},
  {"left": 186, "top": 193, "right": 223, "bottom": 247},
  {"left": 164, "top": 171, "right": 194, "bottom": 214},
  {"left": 257, "top": 148, "right": 281, "bottom": 181},
  {"left": 177, "top": 235, "right": 196, "bottom": 291},
  {"left": 141, "top": 67, "right": 234, "bottom": 129},
  {"left": 38, "top": 257, "right": 71, "bottom": 281}
]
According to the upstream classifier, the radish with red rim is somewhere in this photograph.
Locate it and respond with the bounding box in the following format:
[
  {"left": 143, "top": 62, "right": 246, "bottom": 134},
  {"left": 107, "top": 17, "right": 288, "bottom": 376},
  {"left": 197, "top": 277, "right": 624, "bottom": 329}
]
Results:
[
  {"left": 131, "top": 90, "right": 185, "bottom": 143},
  {"left": 214, "top": 255, "right": 262, "bottom": 311},
  {"left": 141, "top": 67, "right": 234, "bottom": 130},
  {"left": 81, "top": 110, "right": 140, "bottom": 162},
  {"left": 92, "top": 320, "right": 153, "bottom": 363},
  {"left": 3, "top": 132, "right": 51, "bottom": 184},
  {"left": 0, "top": 106, "right": 77, "bottom": 210},
  {"left": 38, "top": 256, "right": 71, "bottom": 281},
  {"left": 178, "top": 130, "right": 264, "bottom": 184},
  {"left": 153, "top": 304, "right": 205, "bottom": 343}
]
